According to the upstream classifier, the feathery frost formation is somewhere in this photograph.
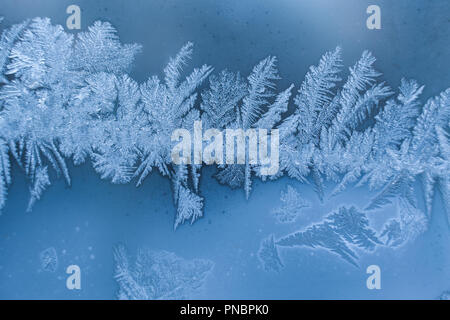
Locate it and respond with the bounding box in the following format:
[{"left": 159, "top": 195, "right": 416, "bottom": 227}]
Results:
[
  {"left": 39, "top": 246, "right": 58, "bottom": 272},
  {"left": 0, "top": 17, "right": 449, "bottom": 232},
  {"left": 274, "top": 206, "right": 381, "bottom": 267},
  {"left": 258, "top": 235, "right": 284, "bottom": 272},
  {"left": 113, "top": 244, "right": 214, "bottom": 300},
  {"left": 272, "top": 185, "right": 310, "bottom": 223}
]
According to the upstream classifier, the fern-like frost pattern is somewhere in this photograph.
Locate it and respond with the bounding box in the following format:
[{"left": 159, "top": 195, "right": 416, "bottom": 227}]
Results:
[
  {"left": 272, "top": 185, "right": 310, "bottom": 223},
  {"left": 258, "top": 235, "right": 284, "bottom": 272},
  {"left": 113, "top": 244, "right": 214, "bottom": 300},
  {"left": 0, "top": 17, "right": 448, "bottom": 237},
  {"left": 275, "top": 206, "right": 381, "bottom": 267},
  {"left": 39, "top": 246, "right": 58, "bottom": 273}
]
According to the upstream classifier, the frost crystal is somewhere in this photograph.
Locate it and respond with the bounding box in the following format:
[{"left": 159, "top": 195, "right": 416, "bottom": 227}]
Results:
[
  {"left": 258, "top": 235, "right": 283, "bottom": 272},
  {"left": 205, "top": 58, "right": 294, "bottom": 199},
  {"left": 39, "top": 246, "right": 58, "bottom": 272},
  {"left": 27, "top": 166, "right": 51, "bottom": 212},
  {"left": 174, "top": 186, "right": 203, "bottom": 230},
  {"left": 0, "top": 15, "right": 447, "bottom": 236},
  {"left": 379, "top": 219, "right": 403, "bottom": 247},
  {"left": 113, "top": 244, "right": 214, "bottom": 300},
  {"left": 276, "top": 206, "right": 381, "bottom": 266},
  {"left": 379, "top": 199, "right": 428, "bottom": 247},
  {"left": 272, "top": 185, "right": 310, "bottom": 223}
]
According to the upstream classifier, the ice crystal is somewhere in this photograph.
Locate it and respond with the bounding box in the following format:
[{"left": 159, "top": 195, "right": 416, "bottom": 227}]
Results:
[
  {"left": 275, "top": 206, "right": 381, "bottom": 266},
  {"left": 258, "top": 235, "right": 283, "bottom": 272},
  {"left": 39, "top": 246, "right": 58, "bottom": 272},
  {"left": 113, "top": 244, "right": 214, "bottom": 300},
  {"left": 272, "top": 185, "right": 310, "bottom": 223},
  {"left": 0, "top": 16, "right": 447, "bottom": 236}
]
